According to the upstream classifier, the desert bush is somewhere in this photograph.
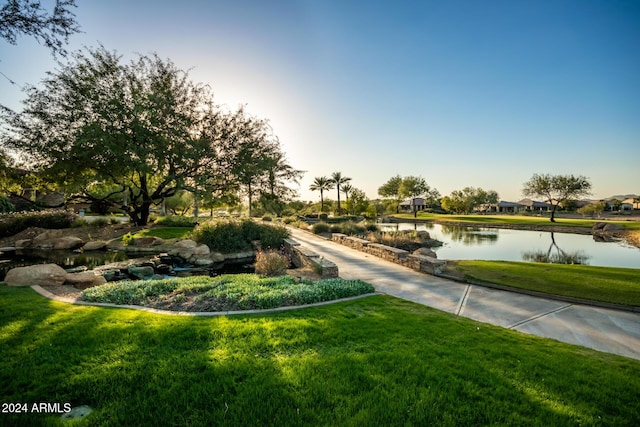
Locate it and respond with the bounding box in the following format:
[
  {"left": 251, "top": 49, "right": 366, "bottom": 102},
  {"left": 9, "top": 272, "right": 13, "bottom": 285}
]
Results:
[
  {"left": 0, "top": 210, "right": 77, "bottom": 237},
  {"left": 326, "top": 220, "right": 367, "bottom": 236},
  {"left": 312, "top": 222, "right": 331, "bottom": 234},
  {"left": 282, "top": 216, "right": 297, "bottom": 224},
  {"left": 365, "top": 222, "right": 379, "bottom": 232},
  {"left": 254, "top": 250, "right": 290, "bottom": 277},
  {"left": 192, "top": 219, "right": 289, "bottom": 253}
]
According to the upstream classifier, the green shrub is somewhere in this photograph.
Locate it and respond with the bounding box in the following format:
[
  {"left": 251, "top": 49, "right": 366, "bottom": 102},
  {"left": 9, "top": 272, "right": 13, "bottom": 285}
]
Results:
[
  {"left": 0, "top": 196, "right": 14, "bottom": 213},
  {"left": 365, "top": 222, "right": 379, "bottom": 232},
  {"left": 89, "top": 199, "right": 112, "bottom": 215},
  {"left": 192, "top": 219, "right": 289, "bottom": 253},
  {"left": 319, "top": 213, "right": 328, "bottom": 221},
  {"left": 0, "top": 210, "right": 77, "bottom": 237},
  {"left": 282, "top": 216, "right": 297, "bottom": 224},
  {"left": 331, "top": 221, "right": 367, "bottom": 236},
  {"left": 329, "top": 224, "right": 343, "bottom": 233},
  {"left": 89, "top": 218, "right": 110, "bottom": 227},
  {"left": 262, "top": 215, "right": 273, "bottom": 222},
  {"left": 312, "top": 222, "right": 331, "bottom": 234},
  {"left": 154, "top": 215, "right": 199, "bottom": 227},
  {"left": 122, "top": 232, "right": 135, "bottom": 246},
  {"left": 71, "top": 217, "right": 89, "bottom": 227},
  {"left": 254, "top": 250, "right": 290, "bottom": 277}
]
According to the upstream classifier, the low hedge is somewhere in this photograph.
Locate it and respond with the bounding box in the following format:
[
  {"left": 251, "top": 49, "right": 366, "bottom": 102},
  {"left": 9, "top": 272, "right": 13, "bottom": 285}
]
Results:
[{"left": 0, "top": 210, "right": 78, "bottom": 238}]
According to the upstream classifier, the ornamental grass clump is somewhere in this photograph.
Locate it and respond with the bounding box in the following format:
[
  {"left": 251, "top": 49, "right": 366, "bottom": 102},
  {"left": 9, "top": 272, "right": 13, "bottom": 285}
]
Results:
[
  {"left": 312, "top": 222, "right": 331, "bottom": 234},
  {"left": 254, "top": 250, "right": 291, "bottom": 277}
]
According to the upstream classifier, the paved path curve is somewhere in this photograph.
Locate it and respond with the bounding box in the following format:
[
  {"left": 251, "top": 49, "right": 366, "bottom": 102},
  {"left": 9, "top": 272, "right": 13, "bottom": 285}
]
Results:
[{"left": 288, "top": 227, "right": 640, "bottom": 360}]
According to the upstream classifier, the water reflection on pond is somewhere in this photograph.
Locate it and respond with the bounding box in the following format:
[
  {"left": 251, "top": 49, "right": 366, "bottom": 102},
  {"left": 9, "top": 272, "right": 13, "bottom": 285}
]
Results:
[
  {"left": 379, "top": 223, "right": 640, "bottom": 269},
  {"left": 0, "top": 249, "right": 130, "bottom": 280}
]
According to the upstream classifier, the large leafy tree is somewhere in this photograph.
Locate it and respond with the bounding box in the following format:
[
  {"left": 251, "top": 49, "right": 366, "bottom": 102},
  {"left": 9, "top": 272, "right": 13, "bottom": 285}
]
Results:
[
  {"left": 309, "top": 176, "right": 334, "bottom": 213},
  {"left": 1, "top": 47, "right": 239, "bottom": 224},
  {"left": 227, "top": 109, "right": 302, "bottom": 217},
  {"left": 399, "top": 176, "right": 440, "bottom": 218},
  {"left": 328, "top": 171, "right": 351, "bottom": 216},
  {"left": 0, "top": 0, "right": 80, "bottom": 57},
  {"left": 378, "top": 175, "right": 403, "bottom": 213},
  {"left": 441, "top": 187, "right": 499, "bottom": 214},
  {"left": 522, "top": 173, "right": 592, "bottom": 222}
]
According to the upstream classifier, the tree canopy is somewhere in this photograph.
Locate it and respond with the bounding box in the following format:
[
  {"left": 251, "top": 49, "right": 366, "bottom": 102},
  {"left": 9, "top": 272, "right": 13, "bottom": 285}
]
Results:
[
  {"left": 0, "top": 0, "right": 80, "bottom": 57},
  {"left": 441, "top": 187, "right": 499, "bottom": 214},
  {"left": 309, "top": 176, "right": 334, "bottom": 213},
  {"left": 1, "top": 46, "right": 301, "bottom": 224},
  {"left": 522, "top": 173, "right": 592, "bottom": 222},
  {"left": 379, "top": 175, "right": 440, "bottom": 215},
  {"left": 328, "top": 171, "right": 351, "bottom": 216}
]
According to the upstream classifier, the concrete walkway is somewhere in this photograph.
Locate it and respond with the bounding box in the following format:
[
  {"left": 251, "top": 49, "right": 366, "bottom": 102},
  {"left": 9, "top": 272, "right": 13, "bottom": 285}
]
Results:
[{"left": 288, "top": 227, "right": 640, "bottom": 360}]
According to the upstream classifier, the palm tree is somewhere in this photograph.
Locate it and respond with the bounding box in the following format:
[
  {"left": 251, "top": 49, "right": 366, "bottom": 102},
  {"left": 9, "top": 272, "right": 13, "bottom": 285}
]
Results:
[
  {"left": 340, "top": 183, "right": 353, "bottom": 214},
  {"left": 328, "top": 171, "right": 351, "bottom": 216},
  {"left": 309, "top": 176, "right": 334, "bottom": 213}
]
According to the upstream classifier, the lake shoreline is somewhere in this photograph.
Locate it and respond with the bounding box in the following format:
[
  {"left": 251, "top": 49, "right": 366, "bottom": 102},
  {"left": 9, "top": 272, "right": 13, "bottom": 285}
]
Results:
[{"left": 384, "top": 216, "right": 640, "bottom": 249}]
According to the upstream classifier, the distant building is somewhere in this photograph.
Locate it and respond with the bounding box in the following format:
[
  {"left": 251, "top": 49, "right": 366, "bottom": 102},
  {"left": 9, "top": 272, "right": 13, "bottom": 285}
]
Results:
[
  {"left": 518, "top": 198, "right": 553, "bottom": 212},
  {"left": 497, "top": 201, "right": 525, "bottom": 213},
  {"left": 399, "top": 198, "right": 427, "bottom": 212}
]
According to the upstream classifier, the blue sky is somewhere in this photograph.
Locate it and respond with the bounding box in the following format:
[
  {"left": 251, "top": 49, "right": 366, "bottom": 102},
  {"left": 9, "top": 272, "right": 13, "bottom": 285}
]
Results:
[{"left": 1, "top": 0, "right": 638, "bottom": 202}]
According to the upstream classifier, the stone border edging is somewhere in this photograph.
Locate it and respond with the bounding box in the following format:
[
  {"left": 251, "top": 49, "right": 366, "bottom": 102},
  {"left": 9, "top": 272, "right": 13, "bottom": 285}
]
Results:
[{"left": 31, "top": 285, "right": 381, "bottom": 316}]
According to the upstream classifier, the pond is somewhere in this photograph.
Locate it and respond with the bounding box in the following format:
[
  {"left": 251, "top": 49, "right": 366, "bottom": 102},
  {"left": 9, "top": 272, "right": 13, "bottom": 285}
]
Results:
[
  {"left": 378, "top": 223, "right": 640, "bottom": 269},
  {"left": 0, "top": 249, "right": 256, "bottom": 281}
]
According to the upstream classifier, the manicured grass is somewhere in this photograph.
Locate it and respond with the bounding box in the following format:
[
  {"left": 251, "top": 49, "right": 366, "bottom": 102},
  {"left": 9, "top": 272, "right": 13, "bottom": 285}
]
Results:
[
  {"left": 1, "top": 286, "right": 639, "bottom": 426},
  {"left": 455, "top": 261, "right": 640, "bottom": 307},
  {"left": 393, "top": 212, "right": 640, "bottom": 229},
  {"left": 80, "top": 274, "right": 375, "bottom": 310},
  {"left": 129, "top": 226, "right": 193, "bottom": 240}
]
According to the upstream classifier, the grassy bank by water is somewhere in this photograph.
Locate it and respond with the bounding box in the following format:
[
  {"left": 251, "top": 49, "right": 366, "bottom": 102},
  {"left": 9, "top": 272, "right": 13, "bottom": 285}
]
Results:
[
  {"left": 1, "top": 286, "right": 639, "bottom": 426},
  {"left": 454, "top": 261, "right": 640, "bottom": 307},
  {"left": 393, "top": 212, "right": 640, "bottom": 230}
]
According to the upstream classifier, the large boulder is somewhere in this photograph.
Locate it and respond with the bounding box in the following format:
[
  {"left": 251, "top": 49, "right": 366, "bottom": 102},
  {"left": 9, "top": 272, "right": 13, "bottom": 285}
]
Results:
[
  {"left": 5, "top": 264, "right": 67, "bottom": 287},
  {"left": 127, "top": 265, "right": 155, "bottom": 280},
  {"left": 30, "top": 230, "right": 84, "bottom": 250},
  {"left": 173, "top": 239, "right": 198, "bottom": 249},
  {"left": 65, "top": 272, "right": 107, "bottom": 289},
  {"left": 82, "top": 241, "right": 108, "bottom": 251},
  {"left": 412, "top": 247, "right": 437, "bottom": 258}
]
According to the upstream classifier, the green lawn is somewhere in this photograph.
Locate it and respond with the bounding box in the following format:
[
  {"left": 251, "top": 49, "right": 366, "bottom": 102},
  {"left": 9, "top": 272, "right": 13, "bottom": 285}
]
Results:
[
  {"left": 1, "top": 286, "right": 639, "bottom": 426},
  {"left": 393, "top": 212, "right": 640, "bottom": 229},
  {"left": 126, "top": 226, "right": 193, "bottom": 240},
  {"left": 454, "top": 261, "right": 640, "bottom": 307}
]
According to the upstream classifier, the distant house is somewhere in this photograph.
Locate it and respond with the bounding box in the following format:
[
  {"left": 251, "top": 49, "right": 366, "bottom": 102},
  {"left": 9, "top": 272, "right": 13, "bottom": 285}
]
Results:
[
  {"left": 399, "top": 198, "right": 428, "bottom": 213},
  {"left": 518, "top": 199, "right": 553, "bottom": 212},
  {"left": 622, "top": 198, "right": 639, "bottom": 210},
  {"left": 497, "top": 201, "right": 525, "bottom": 213}
]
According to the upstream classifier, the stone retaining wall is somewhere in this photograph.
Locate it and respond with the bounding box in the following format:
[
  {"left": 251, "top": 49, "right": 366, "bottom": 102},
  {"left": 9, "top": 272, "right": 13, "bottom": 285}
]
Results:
[
  {"left": 331, "top": 233, "right": 446, "bottom": 275},
  {"left": 283, "top": 238, "right": 338, "bottom": 278}
]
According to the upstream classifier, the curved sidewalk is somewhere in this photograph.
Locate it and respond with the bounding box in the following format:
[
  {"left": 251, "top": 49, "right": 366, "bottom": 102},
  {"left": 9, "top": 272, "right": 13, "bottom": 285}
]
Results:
[{"left": 288, "top": 227, "right": 640, "bottom": 360}]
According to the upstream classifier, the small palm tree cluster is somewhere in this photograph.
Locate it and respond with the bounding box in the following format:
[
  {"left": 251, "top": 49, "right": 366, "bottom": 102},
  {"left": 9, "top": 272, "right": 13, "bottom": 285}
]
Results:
[{"left": 309, "top": 172, "right": 352, "bottom": 215}]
